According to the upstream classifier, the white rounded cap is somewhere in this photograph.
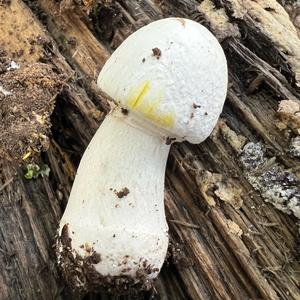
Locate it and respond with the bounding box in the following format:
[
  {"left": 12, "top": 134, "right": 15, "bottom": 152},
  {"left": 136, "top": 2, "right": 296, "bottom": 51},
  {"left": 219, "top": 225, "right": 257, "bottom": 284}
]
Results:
[{"left": 97, "top": 18, "right": 227, "bottom": 144}]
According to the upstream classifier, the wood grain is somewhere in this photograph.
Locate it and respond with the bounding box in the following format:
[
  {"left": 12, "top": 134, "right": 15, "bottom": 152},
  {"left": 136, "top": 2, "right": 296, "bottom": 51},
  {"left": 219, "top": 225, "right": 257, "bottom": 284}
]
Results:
[{"left": 1, "top": 0, "right": 300, "bottom": 299}]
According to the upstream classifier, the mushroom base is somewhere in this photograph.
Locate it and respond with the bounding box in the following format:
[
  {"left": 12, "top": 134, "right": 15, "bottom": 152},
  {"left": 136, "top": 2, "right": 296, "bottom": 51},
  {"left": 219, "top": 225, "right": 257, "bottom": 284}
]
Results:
[{"left": 57, "top": 234, "right": 155, "bottom": 295}]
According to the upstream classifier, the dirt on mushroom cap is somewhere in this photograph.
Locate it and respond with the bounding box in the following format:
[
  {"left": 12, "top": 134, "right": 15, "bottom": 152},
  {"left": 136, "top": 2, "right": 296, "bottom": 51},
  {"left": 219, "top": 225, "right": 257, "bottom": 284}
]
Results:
[{"left": 0, "top": 51, "right": 63, "bottom": 162}]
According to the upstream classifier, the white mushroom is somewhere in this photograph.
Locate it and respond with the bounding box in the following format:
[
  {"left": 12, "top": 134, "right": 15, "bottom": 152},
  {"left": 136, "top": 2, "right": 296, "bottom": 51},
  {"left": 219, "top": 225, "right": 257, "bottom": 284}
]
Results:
[{"left": 57, "top": 17, "right": 228, "bottom": 293}]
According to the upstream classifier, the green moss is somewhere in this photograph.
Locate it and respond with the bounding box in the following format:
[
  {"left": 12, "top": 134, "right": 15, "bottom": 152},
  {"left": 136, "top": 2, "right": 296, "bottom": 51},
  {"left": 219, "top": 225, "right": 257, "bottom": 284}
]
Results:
[{"left": 24, "top": 163, "right": 50, "bottom": 180}]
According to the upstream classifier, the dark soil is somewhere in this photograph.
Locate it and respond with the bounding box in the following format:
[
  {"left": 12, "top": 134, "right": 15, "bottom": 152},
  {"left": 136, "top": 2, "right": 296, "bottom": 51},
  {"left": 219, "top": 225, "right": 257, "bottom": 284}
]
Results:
[
  {"left": 166, "top": 241, "right": 193, "bottom": 269},
  {"left": 57, "top": 223, "right": 155, "bottom": 296},
  {"left": 152, "top": 48, "right": 161, "bottom": 59},
  {"left": 115, "top": 187, "right": 130, "bottom": 198}
]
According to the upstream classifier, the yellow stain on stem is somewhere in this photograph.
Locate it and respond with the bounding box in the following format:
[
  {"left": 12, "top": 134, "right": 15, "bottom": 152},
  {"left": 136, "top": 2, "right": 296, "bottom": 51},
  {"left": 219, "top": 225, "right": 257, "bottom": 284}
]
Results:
[{"left": 127, "top": 81, "right": 174, "bottom": 128}]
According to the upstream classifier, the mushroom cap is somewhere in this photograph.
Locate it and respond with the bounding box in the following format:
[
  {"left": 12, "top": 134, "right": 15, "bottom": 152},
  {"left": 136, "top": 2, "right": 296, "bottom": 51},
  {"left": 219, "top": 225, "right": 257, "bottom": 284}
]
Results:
[{"left": 97, "top": 18, "right": 227, "bottom": 144}]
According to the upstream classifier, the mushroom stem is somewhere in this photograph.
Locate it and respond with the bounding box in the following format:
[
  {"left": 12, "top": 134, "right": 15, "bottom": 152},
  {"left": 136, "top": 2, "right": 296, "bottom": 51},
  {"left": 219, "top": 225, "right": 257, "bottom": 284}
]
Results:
[{"left": 58, "top": 109, "right": 169, "bottom": 283}]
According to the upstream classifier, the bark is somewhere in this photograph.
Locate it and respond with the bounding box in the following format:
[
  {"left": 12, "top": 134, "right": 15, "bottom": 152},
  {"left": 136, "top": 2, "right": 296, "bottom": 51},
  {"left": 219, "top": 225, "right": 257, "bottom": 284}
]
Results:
[{"left": 1, "top": 0, "right": 300, "bottom": 299}]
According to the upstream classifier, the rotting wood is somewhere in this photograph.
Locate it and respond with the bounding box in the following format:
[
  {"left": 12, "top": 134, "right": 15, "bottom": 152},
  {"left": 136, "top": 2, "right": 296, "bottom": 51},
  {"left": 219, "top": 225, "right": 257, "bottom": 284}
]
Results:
[
  {"left": 169, "top": 220, "right": 201, "bottom": 229},
  {"left": 33, "top": 0, "right": 300, "bottom": 299},
  {"left": 0, "top": 1, "right": 104, "bottom": 299},
  {"left": 1, "top": 0, "right": 300, "bottom": 299},
  {"left": 0, "top": 1, "right": 184, "bottom": 299}
]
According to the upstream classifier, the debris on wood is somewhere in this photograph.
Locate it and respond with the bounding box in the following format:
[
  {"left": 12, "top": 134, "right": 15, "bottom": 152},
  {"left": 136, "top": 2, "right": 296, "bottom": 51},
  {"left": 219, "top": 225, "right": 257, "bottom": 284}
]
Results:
[
  {"left": 227, "top": 220, "right": 243, "bottom": 237},
  {"left": 218, "top": 120, "right": 247, "bottom": 153},
  {"left": 197, "top": 0, "right": 240, "bottom": 41},
  {"left": 196, "top": 170, "right": 243, "bottom": 209},
  {"left": 0, "top": 58, "right": 64, "bottom": 161},
  {"left": 276, "top": 99, "right": 300, "bottom": 134},
  {"left": 225, "top": 0, "right": 300, "bottom": 86}
]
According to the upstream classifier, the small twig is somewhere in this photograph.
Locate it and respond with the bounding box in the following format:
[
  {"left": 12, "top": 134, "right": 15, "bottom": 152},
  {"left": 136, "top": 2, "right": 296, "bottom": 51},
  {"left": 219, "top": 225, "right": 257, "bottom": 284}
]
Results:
[
  {"left": 0, "top": 177, "right": 13, "bottom": 192},
  {"left": 257, "top": 221, "right": 279, "bottom": 227},
  {"left": 169, "top": 219, "right": 201, "bottom": 229},
  {"left": 249, "top": 229, "right": 263, "bottom": 236},
  {"left": 246, "top": 73, "right": 265, "bottom": 94}
]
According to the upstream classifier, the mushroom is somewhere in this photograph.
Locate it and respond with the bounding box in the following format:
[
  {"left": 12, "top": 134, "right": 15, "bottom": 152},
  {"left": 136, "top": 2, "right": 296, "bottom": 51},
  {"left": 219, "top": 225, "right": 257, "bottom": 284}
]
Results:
[{"left": 57, "top": 18, "right": 228, "bottom": 293}]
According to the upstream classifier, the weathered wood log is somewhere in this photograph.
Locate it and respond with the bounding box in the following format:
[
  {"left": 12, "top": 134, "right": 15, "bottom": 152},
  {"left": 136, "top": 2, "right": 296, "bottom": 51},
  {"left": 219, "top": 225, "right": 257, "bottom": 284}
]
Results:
[
  {"left": 0, "top": 1, "right": 66, "bottom": 299},
  {"left": 0, "top": 1, "right": 182, "bottom": 299},
  {"left": 1, "top": 0, "right": 300, "bottom": 299}
]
